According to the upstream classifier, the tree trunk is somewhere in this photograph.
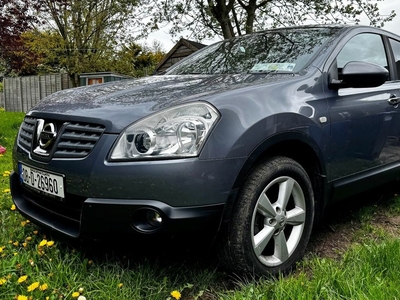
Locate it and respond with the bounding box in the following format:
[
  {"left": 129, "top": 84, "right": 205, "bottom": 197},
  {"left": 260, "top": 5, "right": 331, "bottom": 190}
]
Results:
[
  {"left": 245, "top": 0, "right": 257, "bottom": 34},
  {"left": 209, "top": 0, "right": 235, "bottom": 39},
  {"left": 69, "top": 73, "right": 79, "bottom": 87}
]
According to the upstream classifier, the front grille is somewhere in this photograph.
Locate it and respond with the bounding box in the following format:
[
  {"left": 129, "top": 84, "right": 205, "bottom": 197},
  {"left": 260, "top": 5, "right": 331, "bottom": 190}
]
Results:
[
  {"left": 18, "top": 117, "right": 105, "bottom": 159},
  {"left": 18, "top": 117, "right": 37, "bottom": 152},
  {"left": 54, "top": 122, "right": 105, "bottom": 158}
]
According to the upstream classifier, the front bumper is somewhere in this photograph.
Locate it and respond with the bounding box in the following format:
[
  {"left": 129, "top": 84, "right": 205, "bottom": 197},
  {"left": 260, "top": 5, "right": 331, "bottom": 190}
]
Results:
[{"left": 11, "top": 172, "right": 225, "bottom": 239}]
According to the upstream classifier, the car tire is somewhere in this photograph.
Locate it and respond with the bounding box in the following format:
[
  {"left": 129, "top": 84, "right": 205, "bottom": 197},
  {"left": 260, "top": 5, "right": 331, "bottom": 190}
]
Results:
[{"left": 220, "top": 156, "right": 315, "bottom": 276}]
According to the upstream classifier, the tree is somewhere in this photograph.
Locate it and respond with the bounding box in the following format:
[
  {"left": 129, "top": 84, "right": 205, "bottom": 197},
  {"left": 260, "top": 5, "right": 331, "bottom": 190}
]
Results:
[
  {"left": 0, "top": 0, "right": 41, "bottom": 75},
  {"left": 112, "top": 42, "right": 165, "bottom": 77},
  {"left": 137, "top": 0, "right": 396, "bottom": 40},
  {"left": 38, "top": 0, "right": 139, "bottom": 85},
  {"left": 19, "top": 30, "right": 67, "bottom": 75},
  {"left": 19, "top": 29, "right": 165, "bottom": 78}
]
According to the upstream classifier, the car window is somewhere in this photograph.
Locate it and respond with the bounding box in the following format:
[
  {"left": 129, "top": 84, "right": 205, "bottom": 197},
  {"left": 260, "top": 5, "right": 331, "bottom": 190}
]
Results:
[
  {"left": 337, "top": 33, "right": 388, "bottom": 74},
  {"left": 389, "top": 38, "right": 400, "bottom": 79},
  {"left": 166, "top": 28, "right": 340, "bottom": 75}
]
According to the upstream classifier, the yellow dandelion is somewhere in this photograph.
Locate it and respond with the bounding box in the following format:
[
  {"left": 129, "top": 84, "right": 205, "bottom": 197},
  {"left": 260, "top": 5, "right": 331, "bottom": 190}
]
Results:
[
  {"left": 4, "top": 171, "right": 10, "bottom": 175},
  {"left": 27, "top": 282, "right": 40, "bottom": 292},
  {"left": 0, "top": 278, "right": 7, "bottom": 285},
  {"left": 17, "top": 275, "right": 28, "bottom": 283},
  {"left": 21, "top": 221, "right": 27, "bottom": 227},
  {"left": 0, "top": 246, "right": 4, "bottom": 252},
  {"left": 171, "top": 290, "right": 181, "bottom": 300},
  {"left": 40, "top": 283, "right": 48, "bottom": 291},
  {"left": 13, "top": 241, "right": 19, "bottom": 247},
  {"left": 46, "top": 241, "right": 54, "bottom": 247},
  {"left": 72, "top": 291, "right": 80, "bottom": 298},
  {"left": 38, "top": 239, "right": 47, "bottom": 247},
  {"left": 22, "top": 242, "right": 27, "bottom": 248},
  {"left": 25, "top": 237, "right": 32, "bottom": 241},
  {"left": 78, "top": 287, "right": 84, "bottom": 293},
  {"left": 3, "top": 188, "right": 10, "bottom": 193},
  {"left": 118, "top": 283, "right": 123, "bottom": 288},
  {"left": 17, "top": 295, "right": 28, "bottom": 300},
  {"left": 26, "top": 220, "right": 30, "bottom": 223},
  {"left": 11, "top": 204, "right": 16, "bottom": 211},
  {"left": 33, "top": 231, "right": 38, "bottom": 235},
  {"left": 13, "top": 252, "right": 18, "bottom": 256}
]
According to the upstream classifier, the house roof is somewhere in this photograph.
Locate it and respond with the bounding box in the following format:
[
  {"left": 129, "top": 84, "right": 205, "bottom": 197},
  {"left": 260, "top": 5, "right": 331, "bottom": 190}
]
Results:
[{"left": 155, "top": 38, "right": 207, "bottom": 73}]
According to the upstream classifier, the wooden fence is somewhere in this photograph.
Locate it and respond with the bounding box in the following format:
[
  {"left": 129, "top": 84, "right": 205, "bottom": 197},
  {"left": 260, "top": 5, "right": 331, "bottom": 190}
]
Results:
[{"left": 3, "top": 74, "right": 73, "bottom": 112}]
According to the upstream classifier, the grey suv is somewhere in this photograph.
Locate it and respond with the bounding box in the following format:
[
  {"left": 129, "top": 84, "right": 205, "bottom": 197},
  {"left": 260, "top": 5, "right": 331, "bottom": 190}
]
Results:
[{"left": 10, "top": 25, "right": 400, "bottom": 276}]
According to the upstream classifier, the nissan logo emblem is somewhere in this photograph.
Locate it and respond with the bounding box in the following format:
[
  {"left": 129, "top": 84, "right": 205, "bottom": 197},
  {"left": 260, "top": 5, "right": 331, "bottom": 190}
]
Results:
[{"left": 39, "top": 123, "right": 57, "bottom": 150}]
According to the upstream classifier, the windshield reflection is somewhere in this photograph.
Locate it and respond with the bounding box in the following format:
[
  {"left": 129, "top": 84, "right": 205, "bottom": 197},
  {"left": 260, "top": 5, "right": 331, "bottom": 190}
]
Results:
[{"left": 166, "top": 27, "right": 340, "bottom": 75}]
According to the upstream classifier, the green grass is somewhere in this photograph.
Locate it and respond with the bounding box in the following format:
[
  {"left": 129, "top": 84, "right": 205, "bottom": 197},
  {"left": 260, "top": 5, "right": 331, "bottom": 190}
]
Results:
[
  {"left": 221, "top": 239, "right": 400, "bottom": 299},
  {"left": 2, "top": 108, "right": 400, "bottom": 299}
]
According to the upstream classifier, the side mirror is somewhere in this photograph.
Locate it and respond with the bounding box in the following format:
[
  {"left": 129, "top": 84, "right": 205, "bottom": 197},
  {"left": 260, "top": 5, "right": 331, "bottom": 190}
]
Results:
[{"left": 330, "top": 61, "right": 389, "bottom": 89}]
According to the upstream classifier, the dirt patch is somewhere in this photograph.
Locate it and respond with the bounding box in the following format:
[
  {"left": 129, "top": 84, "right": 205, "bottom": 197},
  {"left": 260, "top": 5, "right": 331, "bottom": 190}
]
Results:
[
  {"left": 306, "top": 189, "right": 400, "bottom": 260},
  {"left": 307, "top": 220, "right": 361, "bottom": 260}
]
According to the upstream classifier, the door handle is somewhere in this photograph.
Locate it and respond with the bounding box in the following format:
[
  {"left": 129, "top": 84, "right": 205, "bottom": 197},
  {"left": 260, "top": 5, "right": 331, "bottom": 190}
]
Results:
[{"left": 388, "top": 94, "right": 400, "bottom": 106}]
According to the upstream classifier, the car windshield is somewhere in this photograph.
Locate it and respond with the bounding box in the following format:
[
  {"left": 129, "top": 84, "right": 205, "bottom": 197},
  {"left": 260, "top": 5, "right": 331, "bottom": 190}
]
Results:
[{"left": 166, "top": 27, "right": 340, "bottom": 75}]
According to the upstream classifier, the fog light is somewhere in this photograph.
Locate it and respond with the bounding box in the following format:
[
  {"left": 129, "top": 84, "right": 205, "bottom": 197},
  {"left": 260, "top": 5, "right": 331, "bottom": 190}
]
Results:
[
  {"left": 131, "top": 208, "right": 164, "bottom": 233},
  {"left": 146, "top": 210, "right": 163, "bottom": 227}
]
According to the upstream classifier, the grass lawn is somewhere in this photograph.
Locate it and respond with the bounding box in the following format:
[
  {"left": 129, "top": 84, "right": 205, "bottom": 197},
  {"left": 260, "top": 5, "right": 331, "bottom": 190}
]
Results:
[{"left": 2, "top": 108, "right": 400, "bottom": 300}]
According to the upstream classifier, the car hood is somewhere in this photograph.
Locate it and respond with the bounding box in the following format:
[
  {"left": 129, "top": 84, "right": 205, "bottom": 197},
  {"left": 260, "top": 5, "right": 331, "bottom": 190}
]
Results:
[{"left": 30, "top": 73, "right": 295, "bottom": 133}]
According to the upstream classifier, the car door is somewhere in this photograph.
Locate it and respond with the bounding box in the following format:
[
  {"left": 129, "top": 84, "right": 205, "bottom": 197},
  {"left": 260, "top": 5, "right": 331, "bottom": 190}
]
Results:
[{"left": 326, "top": 32, "right": 400, "bottom": 195}]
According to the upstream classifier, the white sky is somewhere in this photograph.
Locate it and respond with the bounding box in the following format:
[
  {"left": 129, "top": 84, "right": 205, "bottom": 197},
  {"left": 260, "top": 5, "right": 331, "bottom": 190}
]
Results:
[{"left": 143, "top": 0, "right": 400, "bottom": 51}]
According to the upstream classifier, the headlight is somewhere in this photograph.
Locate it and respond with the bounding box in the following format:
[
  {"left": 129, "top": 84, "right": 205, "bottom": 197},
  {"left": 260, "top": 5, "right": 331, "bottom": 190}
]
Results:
[{"left": 110, "top": 102, "right": 220, "bottom": 160}]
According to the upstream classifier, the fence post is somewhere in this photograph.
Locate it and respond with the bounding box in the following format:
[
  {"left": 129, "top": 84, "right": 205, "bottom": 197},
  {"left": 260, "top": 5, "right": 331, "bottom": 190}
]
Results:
[{"left": 2, "top": 79, "right": 6, "bottom": 110}]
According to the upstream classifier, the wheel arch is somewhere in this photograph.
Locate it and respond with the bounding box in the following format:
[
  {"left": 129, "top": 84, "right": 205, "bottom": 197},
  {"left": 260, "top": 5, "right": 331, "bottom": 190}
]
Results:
[{"left": 222, "top": 132, "right": 328, "bottom": 226}]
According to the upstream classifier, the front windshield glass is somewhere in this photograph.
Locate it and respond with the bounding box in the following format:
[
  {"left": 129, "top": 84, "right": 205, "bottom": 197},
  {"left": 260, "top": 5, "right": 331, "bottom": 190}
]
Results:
[{"left": 166, "top": 27, "right": 340, "bottom": 75}]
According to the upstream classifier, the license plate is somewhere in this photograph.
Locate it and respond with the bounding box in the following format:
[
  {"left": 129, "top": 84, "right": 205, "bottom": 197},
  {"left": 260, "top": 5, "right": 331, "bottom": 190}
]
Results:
[{"left": 18, "top": 163, "right": 65, "bottom": 198}]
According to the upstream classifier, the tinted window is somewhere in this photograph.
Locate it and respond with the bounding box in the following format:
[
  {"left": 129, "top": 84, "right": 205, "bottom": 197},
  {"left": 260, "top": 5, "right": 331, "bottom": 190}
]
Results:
[
  {"left": 337, "top": 34, "right": 388, "bottom": 70},
  {"left": 389, "top": 38, "right": 400, "bottom": 79}
]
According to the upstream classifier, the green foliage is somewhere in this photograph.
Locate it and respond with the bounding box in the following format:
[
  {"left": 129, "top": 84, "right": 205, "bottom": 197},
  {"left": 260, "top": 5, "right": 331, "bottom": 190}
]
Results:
[
  {"left": 0, "top": 82, "right": 3, "bottom": 93},
  {"left": 19, "top": 29, "right": 165, "bottom": 79},
  {"left": 112, "top": 42, "right": 165, "bottom": 77},
  {"left": 20, "top": 30, "right": 67, "bottom": 75}
]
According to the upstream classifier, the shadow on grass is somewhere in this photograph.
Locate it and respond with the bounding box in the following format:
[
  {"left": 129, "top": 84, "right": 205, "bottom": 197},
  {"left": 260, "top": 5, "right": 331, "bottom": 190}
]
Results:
[
  {"left": 44, "top": 229, "right": 235, "bottom": 297},
  {"left": 308, "top": 183, "right": 400, "bottom": 259}
]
